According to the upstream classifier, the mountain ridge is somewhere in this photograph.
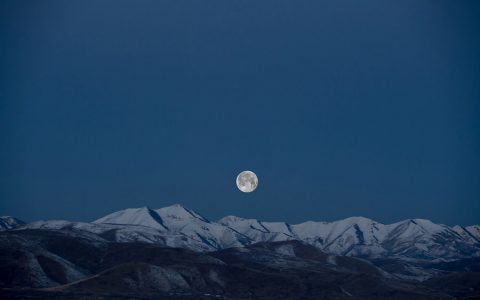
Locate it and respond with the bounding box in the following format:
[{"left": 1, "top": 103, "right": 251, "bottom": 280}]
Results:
[{"left": 7, "top": 204, "right": 479, "bottom": 263}]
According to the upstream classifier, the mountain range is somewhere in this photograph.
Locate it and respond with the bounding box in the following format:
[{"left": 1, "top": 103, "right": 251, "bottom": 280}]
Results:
[
  {"left": 8, "top": 204, "right": 479, "bottom": 261},
  {"left": 1, "top": 205, "right": 479, "bottom": 299}
]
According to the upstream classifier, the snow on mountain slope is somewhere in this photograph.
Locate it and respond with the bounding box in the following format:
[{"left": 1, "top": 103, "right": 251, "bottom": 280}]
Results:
[
  {"left": 21, "top": 220, "right": 161, "bottom": 244},
  {"left": 156, "top": 204, "right": 208, "bottom": 223},
  {"left": 219, "top": 216, "right": 269, "bottom": 232},
  {"left": 466, "top": 225, "right": 480, "bottom": 240},
  {"left": 383, "top": 219, "right": 472, "bottom": 260},
  {"left": 21, "top": 219, "right": 225, "bottom": 251},
  {"left": 261, "top": 221, "right": 294, "bottom": 236},
  {"left": 155, "top": 205, "right": 252, "bottom": 250},
  {"left": 241, "top": 216, "right": 392, "bottom": 257},
  {"left": 452, "top": 225, "right": 480, "bottom": 244},
  {"left": 218, "top": 216, "right": 293, "bottom": 242},
  {"left": 0, "top": 216, "right": 25, "bottom": 230},
  {"left": 93, "top": 207, "right": 168, "bottom": 231}
]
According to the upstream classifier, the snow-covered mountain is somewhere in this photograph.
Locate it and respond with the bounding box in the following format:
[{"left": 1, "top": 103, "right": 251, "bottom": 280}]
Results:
[
  {"left": 0, "top": 216, "right": 25, "bottom": 230},
  {"left": 13, "top": 204, "right": 480, "bottom": 261},
  {"left": 221, "top": 215, "right": 480, "bottom": 260},
  {"left": 22, "top": 205, "right": 250, "bottom": 251}
]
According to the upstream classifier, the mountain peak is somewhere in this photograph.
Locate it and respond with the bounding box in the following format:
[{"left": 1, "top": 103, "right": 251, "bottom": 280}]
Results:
[
  {"left": 166, "top": 203, "right": 185, "bottom": 209},
  {"left": 340, "top": 216, "right": 375, "bottom": 225}
]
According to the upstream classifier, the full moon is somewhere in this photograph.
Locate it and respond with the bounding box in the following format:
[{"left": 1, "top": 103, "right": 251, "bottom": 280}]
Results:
[{"left": 236, "top": 170, "right": 258, "bottom": 193}]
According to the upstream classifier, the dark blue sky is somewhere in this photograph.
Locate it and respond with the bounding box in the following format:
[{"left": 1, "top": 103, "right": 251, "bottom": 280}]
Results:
[{"left": 1, "top": 1, "right": 479, "bottom": 225}]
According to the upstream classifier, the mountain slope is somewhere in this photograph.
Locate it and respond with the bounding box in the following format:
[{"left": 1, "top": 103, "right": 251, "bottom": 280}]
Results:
[
  {"left": 218, "top": 215, "right": 294, "bottom": 242},
  {"left": 93, "top": 207, "right": 168, "bottom": 231},
  {"left": 453, "top": 225, "right": 480, "bottom": 244}
]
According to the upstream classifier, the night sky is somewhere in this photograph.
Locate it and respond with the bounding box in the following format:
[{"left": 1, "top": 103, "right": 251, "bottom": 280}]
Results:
[{"left": 1, "top": 1, "right": 479, "bottom": 226}]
